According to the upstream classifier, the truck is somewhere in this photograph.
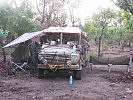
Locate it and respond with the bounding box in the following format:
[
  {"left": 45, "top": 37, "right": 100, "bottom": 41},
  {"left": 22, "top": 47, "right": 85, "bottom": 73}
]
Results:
[{"left": 30, "top": 27, "right": 89, "bottom": 80}]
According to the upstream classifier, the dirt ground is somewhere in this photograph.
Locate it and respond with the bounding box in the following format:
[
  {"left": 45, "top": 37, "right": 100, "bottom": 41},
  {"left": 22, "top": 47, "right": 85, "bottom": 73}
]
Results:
[
  {"left": 0, "top": 66, "right": 133, "bottom": 100},
  {"left": 0, "top": 47, "right": 133, "bottom": 100}
]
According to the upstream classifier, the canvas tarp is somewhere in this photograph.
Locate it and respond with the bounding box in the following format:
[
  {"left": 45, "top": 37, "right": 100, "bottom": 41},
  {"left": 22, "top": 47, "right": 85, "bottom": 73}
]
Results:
[
  {"left": 3, "top": 31, "right": 43, "bottom": 48},
  {"left": 3, "top": 27, "right": 81, "bottom": 48}
]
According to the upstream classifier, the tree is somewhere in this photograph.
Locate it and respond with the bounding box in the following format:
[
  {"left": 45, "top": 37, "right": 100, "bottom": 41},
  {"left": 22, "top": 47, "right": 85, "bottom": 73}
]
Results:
[
  {"left": 83, "top": 18, "right": 97, "bottom": 37},
  {"left": 0, "top": 29, "right": 8, "bottom": 62},
  {"left": 36, "top": 0, "right": 67, "bottom": 29},
  {"left": 112, "top": 0, "right": 133, "bottom": 48},
  {"left": 113, "top": 0, "right": 133, "bottom": 15},
  {"left": 117, "top": 10, "right": 132, "bottom": 47},
  {"left": 92, "top": 8, "right": 117, "bottom": 57},
  {"left": 0, "top": 0, "right": 37, "bottom": 62},
  {"left": 12, "top": 0, "right": 37, "bottom": 36},
  {"left": 66, "top": 0, "right": 80, "bottom": 26},
  {"left": 0, "top": 0, "right": 37, "bottom": 39}
]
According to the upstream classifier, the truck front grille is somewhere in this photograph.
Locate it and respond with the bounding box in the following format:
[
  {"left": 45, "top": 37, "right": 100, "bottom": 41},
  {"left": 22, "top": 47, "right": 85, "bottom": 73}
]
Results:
[{"left": 45, "top": 53, "right": 70, "bottom": 64}]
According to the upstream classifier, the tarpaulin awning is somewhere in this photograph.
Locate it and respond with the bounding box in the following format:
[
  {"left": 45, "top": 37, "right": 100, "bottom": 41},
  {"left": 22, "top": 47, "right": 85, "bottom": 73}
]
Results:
[
  {"left": 3, "top": 27, "right": 82, "bottom": 48},
  {"left": 3, "top": 31, "right": 43, "bottom": 48}
]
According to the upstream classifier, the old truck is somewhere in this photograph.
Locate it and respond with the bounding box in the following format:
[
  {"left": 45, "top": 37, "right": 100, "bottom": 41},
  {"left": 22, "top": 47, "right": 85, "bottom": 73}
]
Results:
[{"left": 30, "top": 27, "right": 89, "bottom": 80}]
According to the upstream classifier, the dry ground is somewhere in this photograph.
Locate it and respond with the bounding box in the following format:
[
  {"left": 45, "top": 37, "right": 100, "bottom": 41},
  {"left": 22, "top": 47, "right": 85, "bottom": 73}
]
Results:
[
  {"left": 0, "top": 47, "right": 132, "bottom": 100},
  {"left": 0, "top": 66, "right": 133, "bottom": 100}
]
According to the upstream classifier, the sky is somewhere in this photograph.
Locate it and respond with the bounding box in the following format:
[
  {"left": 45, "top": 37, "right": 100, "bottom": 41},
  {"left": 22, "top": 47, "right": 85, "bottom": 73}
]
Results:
[
  {"left": 0, "top": 0, "right": 119, "bottom": 24},
  {"left": 78, "top": 0, "right": 119, "bottom": 22}
]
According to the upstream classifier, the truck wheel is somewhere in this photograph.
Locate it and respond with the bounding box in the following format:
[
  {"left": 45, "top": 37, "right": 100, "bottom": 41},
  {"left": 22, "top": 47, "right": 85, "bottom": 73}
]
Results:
[
  {"left": 74, "top": 70, "right": 81, "bottom": 80},
  {"left": 38, "top": 68, "right": 44, "bottom": 79}
]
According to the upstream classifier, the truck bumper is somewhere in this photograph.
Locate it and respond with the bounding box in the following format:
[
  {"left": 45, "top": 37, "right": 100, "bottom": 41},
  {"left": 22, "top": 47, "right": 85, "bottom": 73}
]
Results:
[{"left": 38, "top": 64, "right": 82, "bottom": 70}]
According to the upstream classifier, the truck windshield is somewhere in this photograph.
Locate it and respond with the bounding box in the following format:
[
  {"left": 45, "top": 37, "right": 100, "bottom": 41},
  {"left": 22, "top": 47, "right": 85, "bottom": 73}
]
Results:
[{"left": 40, "top": 33, "right": 80, "bottom": 46}]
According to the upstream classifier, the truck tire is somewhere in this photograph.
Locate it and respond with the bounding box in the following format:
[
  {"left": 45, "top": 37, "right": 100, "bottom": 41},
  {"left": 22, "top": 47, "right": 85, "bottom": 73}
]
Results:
[
  {"left": 38, "top": 68, "right": 44, "bottom": 79},
  {"left": 74, "top": 70, "right": 81, "bottom": 80}
]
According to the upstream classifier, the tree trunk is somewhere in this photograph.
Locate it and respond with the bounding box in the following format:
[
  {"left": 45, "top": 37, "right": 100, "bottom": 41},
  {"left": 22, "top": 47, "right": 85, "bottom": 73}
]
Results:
[
  {"left": 123, "top": 0, "right": 133, "bottom": 15},
  {"left": 98, "top": 27, "right": 104, "bottom": 58},
  {"left": 98, "top": 37, "right": 101, "bottom": 58},
  {"left": 41, "top": 0, "right": 46, "bottom": 25},
  {"left": 0, "top": 41, "right": 6, "bottom": 62}
]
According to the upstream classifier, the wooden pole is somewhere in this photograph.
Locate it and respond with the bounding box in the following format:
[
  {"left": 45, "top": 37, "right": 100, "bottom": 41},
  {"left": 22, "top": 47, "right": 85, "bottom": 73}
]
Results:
[
  {"left": 108, "top": 64, "right": 112, "bottom": 73},
  {"left": 128, "top": 55, "right": 133, "bottom": 72},
  {"left": 0, "top": 41, "right": 6, "bottom": 62},
  {"left": 89, "top": 63, "right": 93, "bottom": 72}
]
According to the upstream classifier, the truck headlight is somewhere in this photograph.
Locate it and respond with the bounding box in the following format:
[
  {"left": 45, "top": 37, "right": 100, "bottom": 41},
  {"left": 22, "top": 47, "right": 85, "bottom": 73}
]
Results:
[{"left": 71, "top": 53, "right": 80, "bottom": 64}]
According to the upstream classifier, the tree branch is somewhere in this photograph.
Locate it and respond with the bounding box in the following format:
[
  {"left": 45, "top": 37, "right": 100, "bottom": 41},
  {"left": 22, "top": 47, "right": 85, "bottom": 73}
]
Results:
[
  {"left": 36, "top": 0, "right": 43, "bottom": 18},
  {"left": 123, "top": 0, "right": 133, "bottom": 15},
  {"left": 41, "top": 0, "right": 46, "bottom": 25}
]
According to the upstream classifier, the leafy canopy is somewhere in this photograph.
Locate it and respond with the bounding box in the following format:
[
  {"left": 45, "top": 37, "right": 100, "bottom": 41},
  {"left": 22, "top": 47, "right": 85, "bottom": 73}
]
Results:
[{"left": 0, "top": 0, "right": 37, "bottom": 38}]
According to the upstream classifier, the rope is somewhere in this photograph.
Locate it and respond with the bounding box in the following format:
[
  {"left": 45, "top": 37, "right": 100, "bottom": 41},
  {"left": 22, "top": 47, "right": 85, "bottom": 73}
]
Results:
[{"left": 48, "top": 64, "right": 64, "bottom": 72}]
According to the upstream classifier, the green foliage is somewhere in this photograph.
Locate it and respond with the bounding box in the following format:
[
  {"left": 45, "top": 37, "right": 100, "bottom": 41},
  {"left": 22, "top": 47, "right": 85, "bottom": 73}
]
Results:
[
  {"left": 0, "top": 29, "right": 9, "bottom": 36},
  {"left": 83, "top": 8, "right": 132, "bottom": 47},
  {"left": 0, "top": 0, "right": 37, "bottom": 42},
  {"left": 0, "top": 28, "right": 9, "bottom": 44},
  {"left": 114, "top": 0, "right": 133, "bottom": 15},
  {"left": 83, "top": 18, "right": 97, "bottom": 37},
  {"left": 0, "top": 5, "right": 14, "bottom": 31},
  {"left": 118, "top": 10, "right": 133, "bottom": 30},
  {"left": 85, "top": 8, "right": 117, "bottom": 39},
  {"left": 93, "top": 8, "right": 117, "bottom": 28}
]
